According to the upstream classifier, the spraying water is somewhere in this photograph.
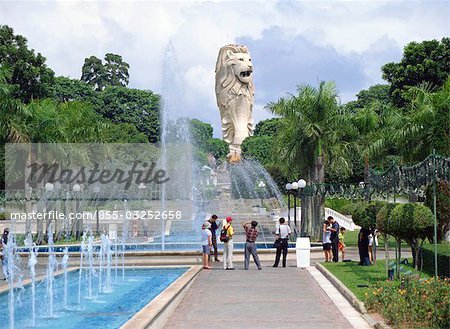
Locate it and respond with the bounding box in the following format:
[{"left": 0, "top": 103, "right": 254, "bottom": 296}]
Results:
[
  {"left": 45, "top": 223, "right": 57, "bottom": 317},
  {"left": 62, "top": 247, "right": 69, "bottom": 308},
  {"left": 78, "top": 232, "right": 86, "bottom": 304},
  {"left": 25, "top": 233, "right": 37, "bottom": 326}
]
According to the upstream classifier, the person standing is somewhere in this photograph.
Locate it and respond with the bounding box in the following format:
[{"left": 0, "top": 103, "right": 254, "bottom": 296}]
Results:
[
  {"left": 273, "top": 217, "right": 291, "bottom": 268},
  {"left": 201, "top": 222, "right": 212, "bottom": 269},
  {"left": 208, "top": 214, "right": 220, "bottom": 262},
  {"left": 322, "top": 221, "right": 332, "bottom": 262},
  {"left": 242, "top": 221, "right": 262, "bottom": 270},
  {"left": 1, "top": 228, "right": 9, "bottom": 280},
  {"left": 327, "top": 216, "right": 340, "bottom": 262},
  {"left": 222, "top": 217, "right": 235, "bottom": 270}
]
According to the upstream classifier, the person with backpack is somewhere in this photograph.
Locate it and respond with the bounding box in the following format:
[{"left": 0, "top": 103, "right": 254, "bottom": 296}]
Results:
[
  {"left": 273, "top": 217, "right": 291, "bottom": 267},
  {"left": 242, "top": 221, "right": 262, "bottom": 270},
  {"left": 221, "top": 216, "right": 235, "bottom": 270}
]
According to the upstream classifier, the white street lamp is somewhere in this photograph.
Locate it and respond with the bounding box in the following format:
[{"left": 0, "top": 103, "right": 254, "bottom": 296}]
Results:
[
  {"left": 72, "top": 184, "right": 81, "bottom": 192},
  {"left": 45, "top": 182, "right": 54, "bottom": 192},
  {"left": 285, "top": 183, "right": 292, "bottom": 191},
  {"left": 298, "top": 179, "right": 306, "bottom": 189},
  {"left": 291, "top": 182, "right": 299, "bottom": 190},
  {"left": 258, "top": 181, "right": 266, "bottom": 188}
]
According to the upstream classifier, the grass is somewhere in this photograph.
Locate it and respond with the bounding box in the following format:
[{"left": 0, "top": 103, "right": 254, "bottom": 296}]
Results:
[{"left": 322, "top": 259, "right": 430, "bottom": 301}]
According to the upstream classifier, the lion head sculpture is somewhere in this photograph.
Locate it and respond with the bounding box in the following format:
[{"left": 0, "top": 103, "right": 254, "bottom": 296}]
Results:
[{"left": 215, "top": 44, "right": 255, "bottom": 160}]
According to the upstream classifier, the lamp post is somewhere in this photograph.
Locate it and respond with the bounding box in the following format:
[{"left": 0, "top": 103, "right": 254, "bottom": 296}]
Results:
[
  {"left": 285, "top": 183, "right": 292, "bottom": 226},
  {"left": 258, "top": 180, "right": 266, "bottom": 208},
  {"left": 93, "top": 186, "right": 100, "bottom": 236},
  {"left": 72, "top": 184, "right": 81, "bottom": 239},
  {"left": 291, "top": 181, "right": 299, "bottom": 236},
  {"left": 297, "top": 179, "right": 307, "bottom": 236}
]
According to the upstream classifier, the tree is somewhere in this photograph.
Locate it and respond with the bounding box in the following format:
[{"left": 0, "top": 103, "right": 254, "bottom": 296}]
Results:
[
  {"left": 189, "top": 119, "right": 213, "bottom": 149},
  {"left": 81, "top": 56, "right": 107, "bottom": 91},
  {"left": 241, "top": 135, "right": 273, "bottom": 165},
  {"left": 390, "top": 79, "right": 450, "bottom": 163},
  {"left": 266, "top": 81, "right": 352, "bottom": 239},
  {"left": 104, "top": 53, "right": 130, "bottom": 87},
  {"left": 390, "top": 203, "right": 434, "bottom": 271},
  {"left": 254, "top": 118, "right": 283, "bottom": 137},
  {"left": 345, "top": 84, "right": 391, "bottom": 112},
  {"left": 351, "top": 201, "right": 385, "bottom": 229},
  {"left": 205, "top": 138, "right": 228, "bottom": 163},
  {"left": 382, "top": 38, "right": 450, "bottom": 107},
  {"left": 376, "top": 203, "right": 398, "bottom": 273},
  {"left": 98, "top": 86, "right": 159, "bottom": 142},
  {"left": 81, "top": 53, "right": 130, "bottom": 91},
  {"left": 0, "top": 25, "right": 55, "bottom": 102},
  {"left": 50, "top": 76, "right": 100, "bottom": 106}
]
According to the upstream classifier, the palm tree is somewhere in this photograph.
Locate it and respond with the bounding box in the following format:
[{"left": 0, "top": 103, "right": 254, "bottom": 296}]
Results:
[{"left": 266, "top": 81, "right": 352, "bottom": 239}]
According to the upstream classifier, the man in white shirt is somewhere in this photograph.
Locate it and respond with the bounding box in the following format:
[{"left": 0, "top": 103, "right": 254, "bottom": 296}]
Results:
[{"left": 273, "top": 217, "right": 291, "bottom": 267}]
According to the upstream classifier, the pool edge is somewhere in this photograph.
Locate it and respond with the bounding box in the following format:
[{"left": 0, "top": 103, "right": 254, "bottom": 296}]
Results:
[{"left": 120, "top": 265, "right": 202, "bottom": 329}]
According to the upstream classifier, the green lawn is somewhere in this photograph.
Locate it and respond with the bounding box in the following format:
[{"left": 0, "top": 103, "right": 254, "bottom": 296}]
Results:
[{"left": 321, "top": 259, "right": 429, "bottom": 301}]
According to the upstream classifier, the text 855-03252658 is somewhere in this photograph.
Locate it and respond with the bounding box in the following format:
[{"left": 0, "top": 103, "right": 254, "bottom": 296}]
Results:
[{"left": 97, "top": 210, "right": 182, "bottom": 220}]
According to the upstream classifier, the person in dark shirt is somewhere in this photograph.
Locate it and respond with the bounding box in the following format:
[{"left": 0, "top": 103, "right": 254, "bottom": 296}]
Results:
[
  {"left": 208, "top": 214, "right": 221, "bottom": 262},
  {"left": 327, "top": 216, "right": 340, "bottom": 262}
]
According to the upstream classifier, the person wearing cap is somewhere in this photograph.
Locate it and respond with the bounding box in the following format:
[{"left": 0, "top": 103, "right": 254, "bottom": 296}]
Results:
[
  {"left": 223, "top": 216, "right": 235, "bottom": 270},
  {"left": 242, "top": 221, "right": 262, "bottom": 270},
  {"left": 201, "top": 222, "right": 212, "bottom": 269}
]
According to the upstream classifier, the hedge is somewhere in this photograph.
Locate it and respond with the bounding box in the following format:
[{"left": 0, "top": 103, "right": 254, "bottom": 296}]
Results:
[{"left": 421, "top": 243, "right": 450, "bottom": 277}]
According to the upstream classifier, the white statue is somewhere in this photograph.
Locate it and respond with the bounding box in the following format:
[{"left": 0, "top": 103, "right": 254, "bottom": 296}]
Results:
[{"left": 215, "top": 44, "right": 254, "bottom": 162}]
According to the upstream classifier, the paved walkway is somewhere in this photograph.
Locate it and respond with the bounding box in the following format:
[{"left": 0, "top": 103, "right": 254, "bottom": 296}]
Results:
[{"left": 164, "top": 260, "right": 372, "bottom": 329}]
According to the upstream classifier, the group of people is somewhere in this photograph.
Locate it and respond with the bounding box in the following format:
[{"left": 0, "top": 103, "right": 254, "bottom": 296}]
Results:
[
  {"left": 201, "top": 215, "right": 293, "bottom": 270},
  {"left": 322, "top": 216, "right": 345, "bottom": 262}
]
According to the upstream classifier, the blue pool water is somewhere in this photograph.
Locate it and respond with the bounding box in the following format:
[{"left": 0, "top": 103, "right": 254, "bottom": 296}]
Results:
[{"left": 0, "top": 268, "right": 187, "bottom": 329}]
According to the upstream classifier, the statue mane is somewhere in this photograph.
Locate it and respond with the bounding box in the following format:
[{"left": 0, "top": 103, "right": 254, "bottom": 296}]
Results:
[{"left": 215, "top": 44, "right": 254, "bottom": 109}]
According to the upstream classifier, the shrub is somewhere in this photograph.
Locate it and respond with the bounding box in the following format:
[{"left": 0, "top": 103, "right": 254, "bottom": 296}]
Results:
[
  {"left": 376, "top": 203, "right": 397, "bottom": 234},
  {"left": 352, "top": 201, "right": 385, "bottom": 229},
  {"left": 365, "top": 277, "right": 450, "bottom": 328}
]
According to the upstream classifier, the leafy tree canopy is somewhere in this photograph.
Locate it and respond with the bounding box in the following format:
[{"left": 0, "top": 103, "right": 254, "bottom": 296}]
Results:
[
  {"left": 254, "top": 118, "right": 283, "bottom": 137},
  {"left": 81, "top": 53, "right": 130, "bottom": 91},
  {"left": 0, "top": 25, "right": 55, "bottom": 102},
  {"left": 344, "top": 84, "right": 391, "bottom": 112},
  {"left": 241, "top": 135, "right": 273, "bottom": 165},
  {"left": 205, "top": 138, "right": 228, "bottom": 162},
  {"left": 189, "top": 119, "right": 213, "bottom": 149},
  {"left": 382, "top": 37, "right": 450, "bottom": 107},
  {"left": 98, "top": 86, "right": 159, "bottom": 143}
]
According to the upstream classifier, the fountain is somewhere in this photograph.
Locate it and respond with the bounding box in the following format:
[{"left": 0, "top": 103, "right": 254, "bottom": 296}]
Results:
[
  {"left": 25, "top": 233, "right": 37, "bottom": 326},
  {"left": 0, "top": 42, "right": 287, "bottom": 328}
]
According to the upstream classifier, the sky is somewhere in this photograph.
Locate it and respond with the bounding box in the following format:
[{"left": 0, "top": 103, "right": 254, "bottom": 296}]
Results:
[{"left": 1, "top": 0, "right": 449, "bottom": 136}]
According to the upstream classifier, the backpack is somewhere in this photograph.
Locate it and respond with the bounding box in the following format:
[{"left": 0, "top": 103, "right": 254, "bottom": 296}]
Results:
[{"left": 220, "top": 225, "right": 229, "bottom": 242}]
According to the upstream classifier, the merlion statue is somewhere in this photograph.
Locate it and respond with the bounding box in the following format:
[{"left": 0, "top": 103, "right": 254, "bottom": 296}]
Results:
[{"left": 215, "top": 44, "right": 254, "bottom": 162}]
